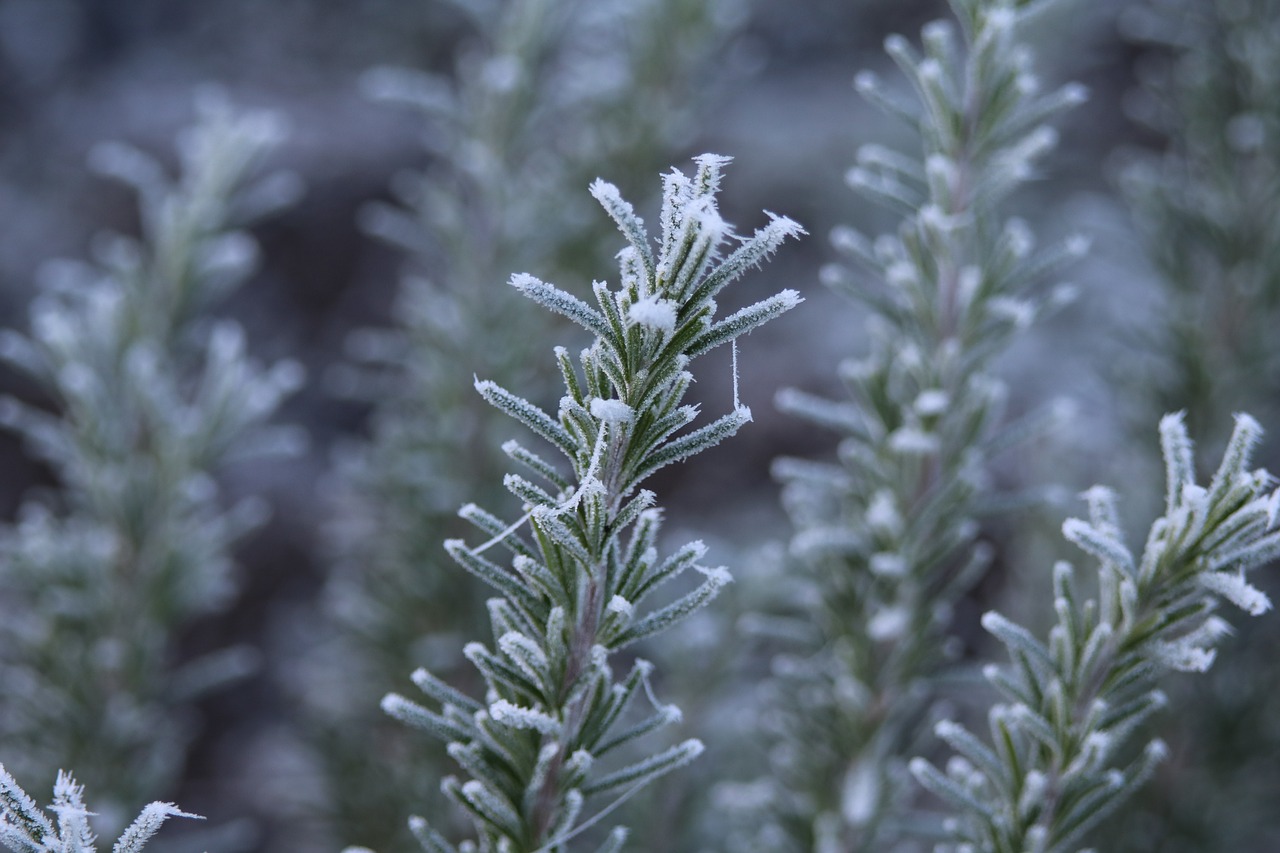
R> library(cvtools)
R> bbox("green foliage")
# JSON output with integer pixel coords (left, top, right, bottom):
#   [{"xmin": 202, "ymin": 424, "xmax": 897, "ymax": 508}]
[
  {"xmin": 913, "ymin": 413, "xmax": 1280, "ymax": 852},
  {"xmin": 4, "ymin": 3, "xmax": 1280, "ymax": 852},
  {"xmin": 313, "ymin": 1, "xmax": 748, "ymax": 847},
  {"xmin": 735, "ymin": 1, "xmax": 1085, "ymax": 848},
  {"xmin": 1115, "ymin": 1, "xmax": 1280, "ymax": 847},
  {"xmin": 381, "ymin": 154, "xmax": 800, "ymax": 851},
  {"xmin": 0, "ymin": 94, "xmax": 301, "ymax": 827}
]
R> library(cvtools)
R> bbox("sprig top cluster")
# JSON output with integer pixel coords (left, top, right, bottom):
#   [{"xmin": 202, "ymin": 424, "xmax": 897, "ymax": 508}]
[{"xmin": 381, "ymin": 155, "xmax": 801, "ymax": 853}]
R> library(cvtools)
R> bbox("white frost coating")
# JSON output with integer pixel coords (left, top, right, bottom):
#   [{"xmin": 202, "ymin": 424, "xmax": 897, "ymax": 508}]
[
  {"xmin": 934, "ymin": 719, "xmax": 962, "ymax": 740},
  {"xmin": 868, "ymin": 605, "xmax": 909, "ymax": 641},
  {"xmin": 869, "ymin": 552, "xmax": 907, "ymax": 577},
  {"xmin": 590, "ymin": 397, "xmax": 634, "ymax": 423},
  {"xmin": 113, "ymin": 801, "xmax": 204, "ymax": 853},
  {"xmin": 1180, "ymin": 483, "xmax": 1208, "ymax": 512},
  {"xmin": 565, "ymin": 749, "xmax": 594, "ymax": 774},
  {"xmin": 509, "ymin": 272, "xmax": 541, "ymax": 292},
  {"xmin": 489, "ymin": 699, "xmax": 561, "ymax": 734},
  {"xmin": 628, "ymin": 295, "xmax": 678, "ymax": 333},
  {"xmin": 988, "ymin": 296, "xmax": 1035, "ymax": 329},
  {"xmin": 866, "ymin": 490, "xmax": 903, "ymax": 535},
  {"xmin": 1021, "ymin": 769, "xmax": 1046, "ymax": 803},
  {"xmin": 926, "ymin": 153, "xmax": 957, "ymax": 187},
  {"xmin": 918, "ymin": 204, "xmax": 954, "ymax": 234},
  {"xmin": 1151, "ymin": 637, "xmax": 1217, "ymax": 673},
  {"xmin": 830, "ymin": 224, "xmax": 866, "ymax": 255},
  {"xmin": 957, "ymin": 265, "xmax": 983, "ymax": 308},
  {"xmin": 888, "ymin": 426, "xmax": 940, "ymax": 455},
  {"xmin": 1199, "ymin": 570, "xmax": 1272, "ymax": 615},
  {"xmin": 607, "ymin": 595, "xmax": 634, "ymax": 616},
  {"xmin": 1082, "ymin": 730, "xmax": 1112, "ymax": 760},
  {"xmin": 944, "ymin": 756, "xmax": 974, "ymax": 781},
  {"xmin": 986, "ymin": 5, "xmax": 1016, "ymax": 32},
  {"xmin": 845, "ymin": 166, "xmax": 872, "ymax": 191},
  {"xmin": 1186, "ymin": 615, "xmax": 1234, "ymax": 646},
  {"xmin": 200, "ymin": 231, "xmax": 258, "ymax": 278},
  {"xmin": 914, "ymin": 389, "xmax": 951, "ymax": 416},
  {"xmin": 1004, "ymin": 219, "xmax": 1034, "ymax": 258},
  {"xmin": 819, "ymin": 264, "xmax": 845, "ymax": 287},
  {"xmin": 697, "ymin": 565, "xmax": 733, "ymax": 586},
  {"xmin": 841, "ymin": 762, "xmax": 879, "ymax": 826},
  {"xmin": 1061, "ymin": 82, "xmax": 1090, "ymax": 106},
  {"xmin": 791, "ymin": 527, "xmax": 862, "ymax": 558},
  {"xmin": 885, "ymin": 261, "xmax": 916, "ymax": 287}
]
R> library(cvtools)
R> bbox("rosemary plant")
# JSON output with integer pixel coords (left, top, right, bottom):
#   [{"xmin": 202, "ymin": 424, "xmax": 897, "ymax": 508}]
[
  {"xmin": 738, "ymin": 0, "xmax": 1086, "ymax": 848},
  {"xmin": 1, "ymin": 764, "xmax": 196, "ymax": 853},
  {"xmin": 913, "ymin": 412, "xmax": 1280, "ymax": 851},
  {"xmin": 1115, "ymin": 0, "xmax": 1280, "ymax": 847},
  {"xmin": 0, "ymin": 95, "xmax": 302, "ymax": 829},
  {"xmin": 316, "ymin": 1, "xmax": 745, "ymax": 846},
  {"xmin": 379, "ymin": 154, "xmax": 801, "ymax": 851}
]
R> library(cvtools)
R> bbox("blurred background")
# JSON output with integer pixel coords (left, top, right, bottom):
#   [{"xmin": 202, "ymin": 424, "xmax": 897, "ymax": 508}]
[{"xmin": 0, "ymin": 0, "xmax": 1253, "ymax": 851}]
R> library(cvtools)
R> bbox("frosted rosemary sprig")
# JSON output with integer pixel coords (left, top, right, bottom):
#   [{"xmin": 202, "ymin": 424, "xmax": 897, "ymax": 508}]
[
  {"xmin": 0, "ymin": 95, "xmax": 302, "ymax": 823},
  {"xmin": 0, "ymin": 764, "xmax": 198, "ymax": 853},
  {"xmin": 742, "ymin": 1, "xmax": 1086, "ymax": 848},
  {"xmin": 913, "ymin": 413, "xmax": 1280, "ymax": 852},
  {"xmin": 380, "ymin": 154, "xmax": 801, "ymax": 851},
  {"xmin": 316, "ymin": 1, "xmax": 745, "ymax": 847}
]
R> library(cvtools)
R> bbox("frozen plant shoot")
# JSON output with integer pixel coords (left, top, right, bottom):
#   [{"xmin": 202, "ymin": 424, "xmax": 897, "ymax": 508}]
[{"xmin": 381, "ymin": 154, "xmax": 803, "ymax": 851}]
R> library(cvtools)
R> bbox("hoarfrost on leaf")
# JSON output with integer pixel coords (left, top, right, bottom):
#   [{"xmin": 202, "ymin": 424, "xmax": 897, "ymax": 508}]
[
  {"xmin": 627, "ymin": 295, "xmax": 678, "ymax": 333},
  {"xmin": 1198, "ymin": 570, "xmax": 1272, "ymax": 616}
]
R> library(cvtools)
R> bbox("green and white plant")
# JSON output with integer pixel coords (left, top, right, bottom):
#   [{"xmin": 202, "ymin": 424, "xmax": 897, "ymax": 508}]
[
  {"xmin": 0, "ymin": 764, "xmax": 197, "ymax": 853},
  {"xmin": 735, "ymin": 0, "xmax": 1086, "ymax": 848},
  {"xmin": 912, "ymin": 412, "xmax": 1280, "ymax": 851},
  {"xmin": 0, "ymin": 94, "xmax": 302, "ymax": 828},
  {"xmin": 314, "ymin": 0, "xmax": 747, "ymax": 846},
  {"xmin": 1113, "ymin": 0, "xmax": 1280, "ymax": 847},
  {"xmin": 378, "ymin": 153, "xmax": 801, "ymax": 851}
]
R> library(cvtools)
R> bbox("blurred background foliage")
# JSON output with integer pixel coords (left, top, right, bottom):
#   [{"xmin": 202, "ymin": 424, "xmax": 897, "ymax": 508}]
[{"xmin": 0, "ymin": 0, "xmax": 1276, "ymax": 851}]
